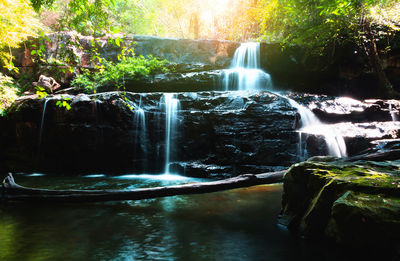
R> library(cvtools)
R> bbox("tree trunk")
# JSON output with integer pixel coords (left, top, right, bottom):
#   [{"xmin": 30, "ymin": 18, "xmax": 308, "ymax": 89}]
[
  {"xmin": 361, "ymin": 17, "xmax": 394, "ymax": 97},
  {"xmin": 0, "ymin": 171, "xmax": 286, "ymax": 203}
]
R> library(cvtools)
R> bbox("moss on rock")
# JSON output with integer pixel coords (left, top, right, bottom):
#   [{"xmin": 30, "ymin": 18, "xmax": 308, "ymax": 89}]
[{"xmin": 281, "ymin": 158, "xmax": 400, "ymax": 253}]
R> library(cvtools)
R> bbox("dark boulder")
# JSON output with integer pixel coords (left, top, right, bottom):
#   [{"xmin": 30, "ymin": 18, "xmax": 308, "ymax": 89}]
[{"xmin": 280, "ymin": 156, "xmax": 400, "ymax": 257}]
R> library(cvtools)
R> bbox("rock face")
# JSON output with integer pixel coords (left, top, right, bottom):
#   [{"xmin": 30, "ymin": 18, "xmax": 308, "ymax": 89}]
[
  {"xmin": 280, "ymin": 156, "xmax": 400, "ymax": 256},
  {"xmin": 13, "ymin": 32, "xmax": 238, "ymax": 74},
  {"xmin": 1, "ymin": 91, "xmax": 298, "ymax": 176},
  {"xmin": 131, "ymin": 35, "xmax": 239, "ymax": 68},
  {"xmin": 10, "ymin": 32, "xmax": 400, "ymax": 97},
  {"xmin": 97, "ymin": 70, "xmax": 225, "ymax": 93},
  {"xmin": 261, "ymin": 42, "xmax": 400, "ymax": 97},
  {"xmin": 2, "ymin": 91, "xmax": 400, "ymax": 176}
]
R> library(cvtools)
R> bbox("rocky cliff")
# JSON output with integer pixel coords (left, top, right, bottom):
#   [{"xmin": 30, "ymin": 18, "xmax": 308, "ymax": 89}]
[
  {"xmin": 1, "ymin": 91, "xmax": 399, "ymax": 176},
  {"xmin": 11, "ymin": 33, "xmax": 400, "ymax": 97}
]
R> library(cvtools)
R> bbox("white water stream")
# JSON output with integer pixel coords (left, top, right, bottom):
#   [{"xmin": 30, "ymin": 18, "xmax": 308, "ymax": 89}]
[
  {"xmin": 389, "ymin": 104, "xmax": 398, "ymax": 121},
  {"xmin": 222, "ymin": 43, "xmax": 272, "ymax": 91},
  {"xmin": 222, "ymin": 42, "xmax": 347, "ymax": 158},
  {"xmin": 133, "ymin": 100, "xmax": 148, "ymax": 170},
  {"xmin": 37, "ymin": 98, "xmax": 49, "ymax": 158},
  {"xmin": 287, "ymin": 98, "xmax": 347, "ymax": 158},
  {"xmin": 163, "ymin": 93, "xmax": 180, "ymax": 174}
]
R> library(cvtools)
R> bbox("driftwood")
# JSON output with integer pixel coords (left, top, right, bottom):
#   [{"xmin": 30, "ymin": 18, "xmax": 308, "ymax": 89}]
[{"xmin": 0, "ymin": 171, "xmax": 286, "ymax": 202}]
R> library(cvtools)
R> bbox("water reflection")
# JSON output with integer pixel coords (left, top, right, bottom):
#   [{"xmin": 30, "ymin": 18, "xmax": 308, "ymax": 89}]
[
  {"xmin": 113, "ymin": 173, "xmax": 191, "ymax": 182},
  {"xmin": 0, "ymin": 175, "xmax": 382, "ymax": 261}
]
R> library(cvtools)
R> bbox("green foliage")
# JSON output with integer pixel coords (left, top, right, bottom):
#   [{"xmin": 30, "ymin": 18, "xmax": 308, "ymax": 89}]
[
  {"xmin": 72, "ymin": 54, "xmax": 169, "ymax": 92},
  {"xmin": 67, "ymin": 0, "xmax": 114, "ymax": 35},
  {"xmin": 106, "ymin": 0, "xmax": 261, "ymax": 41},
  {"xmin": 257, "ymin": 0, "xmax": 400, "ymax": 52},
  {"xmin": 109, "ymin": 0, "xmax": 161, "ymax": 35},
  {"xmin": 34, "ymin": 85, "xmax": 48, "ymax": 99},
  {"xmin": 55, "ymin": 96, "xmax": 71, "ymax": 110},
  {"xmin": 55, "ymin": 0, "xmax": 115, "ymax": 36},
  {"xmin": 30, "ymin": 0, "xmax": 55, "ymax": 11},
  {"xmin": 0, "ymin": 73, "xmax": 19, "ymax": 115},
  {"xmin": 0, "ymin": 0, "xmax": 43, "ymax": 71},
  {"xmin": 36, "ymin": 0, "xmax": 116, "ymax": 35}
]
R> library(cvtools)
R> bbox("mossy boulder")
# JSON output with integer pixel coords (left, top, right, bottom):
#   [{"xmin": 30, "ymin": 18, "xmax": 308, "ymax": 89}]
[
  {"xmin": 281, "ymin": 158, "xmax": 400, "ymax": 254},
  {"xmin": 327, "ymin": 192, "xmax": 400, "ymax": 248}
]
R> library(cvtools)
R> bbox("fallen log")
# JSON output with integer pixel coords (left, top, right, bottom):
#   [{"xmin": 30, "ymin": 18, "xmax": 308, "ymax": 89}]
[
  {"xmin": 347, "ymin": 149, "xmax": 400, "ymax": 162},
  {"xmin": 0, "ymin": 171, "xmax": 286, "ymax": 202}
]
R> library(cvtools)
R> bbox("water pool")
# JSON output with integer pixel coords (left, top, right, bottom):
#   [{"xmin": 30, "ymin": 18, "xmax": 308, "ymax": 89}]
[{"xmin": 0, "ymin": 174, "xmax": 371, "ymax": 261}]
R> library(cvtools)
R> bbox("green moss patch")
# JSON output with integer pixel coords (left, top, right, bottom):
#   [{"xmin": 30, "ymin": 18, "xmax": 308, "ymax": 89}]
[{"xmin": 281, "ymin": 158, "xmax": 400, "ymax": 253}]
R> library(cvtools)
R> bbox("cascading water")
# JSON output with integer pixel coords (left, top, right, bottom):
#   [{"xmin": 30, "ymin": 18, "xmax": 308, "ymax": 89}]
[
  {"xmin": 222, "ymin": 42, "xmax": 272, "ymax": 91},
  {"xmin": 133, "ymin": 103, "xmax": 147, "ymax": 170},
  {"xmin": 287, "ymin": 98, "xmax": 347, "ymax": 158},
  {"xmin": 221, "ymin": 42, "xmax": 347, "ymax": 158},
  {"xmin": 389, "ymin": 104, "xmax": 398, "ymax": 121},
  {"xmin": 163, "ymin": 93, "xmax": 180, "ymax": 174}
]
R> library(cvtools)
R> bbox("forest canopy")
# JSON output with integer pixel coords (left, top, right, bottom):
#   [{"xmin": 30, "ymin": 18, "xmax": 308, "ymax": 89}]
[
  {"xmin": 0, "ymin": 0, "xmax": 400, "ymax": 111},
  {"xmin": 1, "ymin": 0, "xmax": 399, "ymax": 52}
]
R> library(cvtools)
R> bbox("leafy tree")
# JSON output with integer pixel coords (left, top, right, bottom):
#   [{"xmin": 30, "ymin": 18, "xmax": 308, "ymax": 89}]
[
  {"xmin": 257, "ymin": 0, "xmax": 400, "ymax": 96},
  {"xmin": 107, "ymin": 0, "xmax": 261, "ymax": 41},
  {"xmin": 109, "ymin": 0, "xmax": 161, "ymax": 35},
  {"xmin": 58, "ymin": 0, "xmax": 115, "ymax": 36},
  {"xmin": 30, "ymin": 0, "xmax": 55, "ymax": 11},
  {"xmin": 0, "ymin": 0, "xmax": 42, "ymax": 70}
]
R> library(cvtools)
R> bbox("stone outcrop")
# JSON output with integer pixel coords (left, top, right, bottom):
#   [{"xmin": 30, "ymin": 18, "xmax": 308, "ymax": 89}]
[
  {"xmin": 280, "ymin": 155, "xmax": 400, "ymax": 257},
  {"xmin": 262, "ymin": 42, "xmax": 400, "ymax": 98},
  {"xmin": 12, "ymin": 32, "xmax": 238, "ymax": 74},
  {"xmin": 10, "ymin": 32, "xmax": 400, "ymax": 97},
  {"xmin": 1, "ymin": 91, "xmax": 399, "ymax": 176},
  {"xmin": 97, "ymin": 70, "xmax": 225, "ymax": 93},
  {"xmin": 1, "ymin": 91, "xmax": 298, "ymax": 175}
]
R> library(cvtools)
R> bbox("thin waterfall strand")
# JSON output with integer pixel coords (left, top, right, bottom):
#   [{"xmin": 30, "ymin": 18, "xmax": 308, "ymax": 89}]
[
  {"xmin": 133, "ymin": 105, "xmax": 147, "ymax": 171},
  {"xmin": 389, "ymin": 104, "xmax": 398, "ymax": 121},
  {"xmin": 38, "ymin": 98, "xmax": 49, "ymax": 155},
  {"xmin": 163, "ymin": 93, "xmax": 180, "ymax": 174}
]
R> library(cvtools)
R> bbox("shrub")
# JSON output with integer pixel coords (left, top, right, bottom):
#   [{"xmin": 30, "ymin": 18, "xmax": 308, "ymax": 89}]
[
  {"xmin": 0, "ymin": 73, "xmax": 19, "ymax": 115},
  {"xmin": 72, "ymin": 55, "xmax": 170, "ymax": 93}
]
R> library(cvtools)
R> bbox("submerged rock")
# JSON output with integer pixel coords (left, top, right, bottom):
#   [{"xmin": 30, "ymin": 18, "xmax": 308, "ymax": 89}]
[{"xmin": 280, "ymin": 157, "xmax": 400, "ymax": 256}]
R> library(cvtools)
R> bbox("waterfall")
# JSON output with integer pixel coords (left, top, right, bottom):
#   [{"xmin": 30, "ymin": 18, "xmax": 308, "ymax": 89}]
[
  {"xmin": 287, "ymin": 98, "xmax": 347, "ymax": 158},
  {"xmin": 222, "ymin": 42, "xmax": 272, "ymax": 91},
  {"xmin": 163, "ymin": 93, "xmax": 180, "ymax": 174},
  {"xmin": 38, "ymin": 98, "xmax": 49, "ymax": 156},
  {"xmin": 221, "ymin": 42, "xmax": 347, "ymax": 158},
  {"xmin": 389, "ymin": 104, "xmax": 398, "ymax": 121},
  {"xmin": 133, "ymin": 105, "xmax": 147, "ymax": 171},
  {"xmin": 232, "ymin": 42, "xmax": 260, "ymax": 68}
]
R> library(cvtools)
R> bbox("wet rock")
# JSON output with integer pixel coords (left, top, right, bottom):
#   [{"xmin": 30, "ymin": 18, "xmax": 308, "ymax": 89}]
[
  {"xmin": 97, "ymin": 70, "xmax": 225, "ymax": 93},
  {"xmin": 327, "ymin": 191, "xmax": 400, "ymax": 249},
  {"xmin": 1, "ymin": 91, "xmax": 300, "ymax": 175},
  {"xmin": 280, "ymin": 157, "xmax": 400, "ymax": 256},
  {"xmin": 32, "ymin": 75, "xmax": 61, "ymax": 94},
  {"xmin": 2, "ymin": 91, "xmax": 400, "ymax": 176},
  {"xmin": 288, "ymin": 94, "xmax": 400, "ymax": 123}
]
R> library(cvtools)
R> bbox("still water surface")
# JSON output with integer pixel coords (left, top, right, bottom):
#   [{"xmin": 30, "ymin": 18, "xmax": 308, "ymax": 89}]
[{"xmin": 0, "ymin": 174, "xmax": 369, "ymax": 261}]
